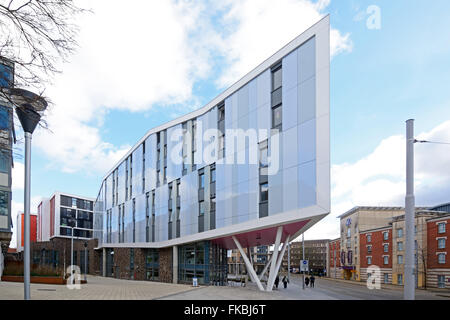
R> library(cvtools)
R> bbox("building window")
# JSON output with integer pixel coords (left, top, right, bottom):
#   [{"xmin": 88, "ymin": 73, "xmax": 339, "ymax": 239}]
[
  {"xmin": 397, "ymin": 242, "xmax": 403, "ymax": 251},
  {"xmin": 347, "ymin": 228, "xmax": 351, "ymax": 238},
  {"xmin": 397, "ymin": 274, "xmax": 403, "ymax": 285},
  {"xmin": 438, "ymin": 275, "xmax": 446, "ymax": 289},
  {"xmin": 367, "ymin": 245, "xmax": 372, "ymax": 253},
  {"xmin": 438, "ymin": 223, "xmax": 446, "ymax": 234},
  {"xmin": 142, "ymin": 142, "xmax": 146, "ymax": 193},
  {"xmin": 0, "ymin": 190, "xmax": 9, "ymax": 216},
  {"xmin": 217, "ymin": 103, "xmax": 225, "ymax": 159},
  {"xmin": 438, "ymin": 253, "xmax": 446, "ymax": 264},
  {"xmin": 192, "ymin": 119, "xmax": 197, "ymax": 171},
  {"xmin": 383, "ymin": 232, "xmax": 389, "ymax": 241},
  {"xmin": 0, "ymin": 106, "xmax": 10, "ymax": 130},
  {"xmin": 367, "ymin": 257, "xmax": 372, "ymax": 265},
  {"xmin": 397, "ymin": 228, "xmax": 403, "ymax": 238},
  {"xmin": 199, "ymin": 172, "xmax": 205, "ymax": 189},
  {"xmin": 397, "ymin": 255, "xmax": 403, "ymax": 265},
  {"xmin": 151, "ymin": 190, "xmax": 156, "ymax": 242},
  {"xmin": 438, "ymin": 238, "xmax": 446, "ymax": 249},
  {"xmin": 272, "ymin": 104, "xmax": 282, "ymax": 130},
  {"xmin": 367, "ymin": 235, "xmax": 372, "ymax": 243},
  {"xmin": 271, "ymin": 63, "xmax": 282, "ymax": 131},
  {"xmin": 145, "ymin": 249, "xmax": 159, "ymax": 281},
  {"xmin": 146, "ymin": 192, "xmax": 150, "ymax": 242},
  {"xmin": 384, "ymin": 256, "xmax": 389, "ymax": 265},
  {"xmin": 0, "ymin": 63, "xmax": 14, "ymax": 88},
  {"xmin": 384, "ymin": 273, "xmax": 389, "ymax": 284},
  {"xmin": 0, "ymin": 150, "xmax": 10, "ymax": 173},
  {"xmin": 260, "ymin": 183, "xmax": 268, "ymax": 203}
]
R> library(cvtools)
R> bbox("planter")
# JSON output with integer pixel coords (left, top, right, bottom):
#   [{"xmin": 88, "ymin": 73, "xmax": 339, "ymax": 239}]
[{"xmin": 1, "ymin": 275, "xmax": 87, "ymax": 285}]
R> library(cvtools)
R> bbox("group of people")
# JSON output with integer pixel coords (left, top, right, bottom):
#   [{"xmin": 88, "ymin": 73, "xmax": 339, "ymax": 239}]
[
  {"xmin": 272, "ymin": 274, "xmax": 316, "ymax": 290},
  {"xmin": 274, "ymin": 275, "xmax": 290, "ymax": 289},
  {"xmin": 304, "ymin": 275, "xmax": 315, "ymax": 288}
]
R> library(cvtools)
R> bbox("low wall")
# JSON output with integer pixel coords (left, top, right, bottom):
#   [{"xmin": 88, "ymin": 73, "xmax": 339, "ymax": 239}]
[{"xmin": 1, "ymin": 275, "xmax": 87, "ymax": 285}]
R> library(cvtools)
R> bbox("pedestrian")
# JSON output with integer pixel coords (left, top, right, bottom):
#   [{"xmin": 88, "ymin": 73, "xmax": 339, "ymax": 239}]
[
  {"xmin": 310, "ymin": 275, "xmax": 315, "ymax": 288},
  {"xmin": 282, "ymin": 276, "xmax": 289, "ymax": 289},
  {"xmin": 304, "ymin": 276, "xmax": 309, "ymax": 287},
  {"xmin": 274, "ymin": 275, "xmax": 280, "ymax": 289}
]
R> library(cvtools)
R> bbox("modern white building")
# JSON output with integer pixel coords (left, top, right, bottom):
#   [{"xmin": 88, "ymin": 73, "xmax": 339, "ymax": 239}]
[
  {"xmin": 37, "ymin": 192, "xmax": 95, "ymax": 242},
  {"xmin": 94, "ymin": 16, "xmax": 330, "ymax": 291}
]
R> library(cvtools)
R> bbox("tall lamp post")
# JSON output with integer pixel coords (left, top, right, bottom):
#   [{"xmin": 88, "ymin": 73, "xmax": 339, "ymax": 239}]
[
  {"xmin": 10, "ymin": 89, "xmax": 47, "ymax": 301},
  {"xmin": 84, "ymin": 241, "xmax": 88, "ymax": 282},
  {"xmin": 405, "ymin": 119, "xmax": 415, "ymax": 300}
]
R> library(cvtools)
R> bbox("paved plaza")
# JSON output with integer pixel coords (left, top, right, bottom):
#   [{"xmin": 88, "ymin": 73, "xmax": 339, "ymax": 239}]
[{"xmin": 1, "ymin": 275, "xmax": 449, "ymax": 300}]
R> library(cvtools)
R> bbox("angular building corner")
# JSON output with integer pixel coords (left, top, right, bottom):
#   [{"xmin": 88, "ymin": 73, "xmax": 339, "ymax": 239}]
[{"xmin": 92, "ymin": 16, "xmax": 330, "ymax": 290}]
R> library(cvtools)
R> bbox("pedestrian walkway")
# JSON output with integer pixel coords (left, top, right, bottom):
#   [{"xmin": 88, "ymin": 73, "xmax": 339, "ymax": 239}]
[
  {"xmin": 159, "ymin": 278, "xmax": 336, "ymax": 300},
  {"xmin": 0, "ymin": 275, "xmax": 199, "ymax": 300}
]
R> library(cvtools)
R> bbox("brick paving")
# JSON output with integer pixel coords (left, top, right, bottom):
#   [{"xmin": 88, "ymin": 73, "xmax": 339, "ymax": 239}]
[{"xmin": 0, "ymin": 275, "xmax": 199, "ymax": 300}]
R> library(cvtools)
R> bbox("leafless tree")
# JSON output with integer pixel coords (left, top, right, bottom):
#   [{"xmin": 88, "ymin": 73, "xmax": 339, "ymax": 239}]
[
  {"xmin": 0, "ymin": 0, "xmax": 88, "ymax": 122},
  {"xmin": 0, "ymin": 0, "xmax": 88, "ymax": 160}
]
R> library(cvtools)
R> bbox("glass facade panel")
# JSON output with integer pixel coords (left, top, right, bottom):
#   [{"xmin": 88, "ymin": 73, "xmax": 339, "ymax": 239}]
[{"xmin": 178, "ymin": 241, "xmax": 227, "ymax": 286}]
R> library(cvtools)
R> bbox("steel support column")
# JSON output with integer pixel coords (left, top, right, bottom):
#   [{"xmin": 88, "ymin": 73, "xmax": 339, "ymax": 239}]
[
  {"xmin": 266, "ymin": 226, "xmax": 283, "ymax": 292},
  {"xmin": 232, "ymin": 236, "xmax": 265, "ymax": 291}
]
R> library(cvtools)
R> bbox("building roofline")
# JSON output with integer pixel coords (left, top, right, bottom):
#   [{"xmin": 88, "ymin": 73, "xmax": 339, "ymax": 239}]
[
  {"xmin": 337, "ymin": 206, "xmax": 404, "ymax": 219},
  {"xmin": 337, "ymin": 206, "xmax": 430, "ymax": 219},
  {"xmin": 426, "ymin": 214, "xmax": 450, "ymax": 222},
  {"xmin": 101, "ymin": 14, "xmax": 331, "ymax": 181},
  {"xmin": 360, "ymin": 226, "xmax": 393, "ymax": 234},
  {"xmin": 49, "ymin": 191, "xmax": 96, "ymax": 202},
  {"xmin": 430, "ymin": 202, "xmax": 450, "ymax": 210}
]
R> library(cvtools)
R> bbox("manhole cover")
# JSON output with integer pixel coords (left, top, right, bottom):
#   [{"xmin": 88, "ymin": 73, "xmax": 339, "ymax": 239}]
[{"xmin": 37, "ymin": 289, "xmax": 57, "ymax": 291}]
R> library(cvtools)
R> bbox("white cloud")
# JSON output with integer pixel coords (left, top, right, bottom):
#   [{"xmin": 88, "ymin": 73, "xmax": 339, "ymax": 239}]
[
  {"xmin": 305, "ymin": 120, "xmax": 450, "ymax": 240},
  {"xmin": 12, "ymin": 162, "xmax": 24, "ymax": 190},
  {"xmin": 29, "ymin": 0, "xmax": 352, "ymax": 174},
  {"xmin": 215, "ymin": 0, "xmax": 352, "ymax": 87}
]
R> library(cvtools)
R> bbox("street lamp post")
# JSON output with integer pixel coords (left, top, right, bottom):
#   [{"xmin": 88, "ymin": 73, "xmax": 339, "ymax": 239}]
[
  {"xmin": 84, "ymin": 241, "xmax": 88, "ymax": 282},
  {"xmin": 287, "ymin": 242, "xmax": 290, "ymax": 282},
  {"xmin": 302, "ymin": 233, "xmax": 305, "ymax": 290},
  {"xmin": 10, "ymin": 89, "xmax": 47, "ymax": 301},
  {"xmin": 405, "ymin": 119, "xmax": 416, "ymax": 300}
]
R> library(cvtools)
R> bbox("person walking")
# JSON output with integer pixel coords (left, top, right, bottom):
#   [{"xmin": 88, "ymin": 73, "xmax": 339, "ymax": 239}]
[
  {"xmin": 304, "ymin": 276, "xmax": 310, "ymax": 287},
  {"xmin": 282, "ymin": 276, "xmax": 289, "ymax": 289},
  {"xmin": 310, "ymin": 275, "xmax": 315, "ymax": 288},
  {"xmin": 274, "ymin": 275, "xmax": 280, "ymax": 289}
]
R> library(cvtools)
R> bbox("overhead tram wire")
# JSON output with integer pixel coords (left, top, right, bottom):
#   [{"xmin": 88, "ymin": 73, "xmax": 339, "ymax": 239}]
[{"xmin": 414, "ymin": 139, "xmax": 450, "ymax": 145}]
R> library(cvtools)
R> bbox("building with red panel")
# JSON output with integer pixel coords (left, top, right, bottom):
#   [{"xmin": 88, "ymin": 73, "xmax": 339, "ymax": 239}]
[
  {"xmin": 37, "ymin": 192, "xmax": 95, "ymax": 242},
  {"xmin": 426, "ymin": 214, "xmax": 450, "ymax": 289},
  {"xmin": 16, "ymin": 212, "xmax": 37, "ymax": 252}
]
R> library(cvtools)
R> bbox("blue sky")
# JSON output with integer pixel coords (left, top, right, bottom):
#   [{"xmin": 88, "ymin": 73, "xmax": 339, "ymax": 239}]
[{"xmin": 10, "ymin": 0, "xmax": 450, "ymax": 246}]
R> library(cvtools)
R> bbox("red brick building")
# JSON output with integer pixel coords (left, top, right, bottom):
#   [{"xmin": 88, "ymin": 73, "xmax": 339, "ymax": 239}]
[
  {"xmin": 360, "ymin": 226, "xmax": 392, "ymax": 284},
  {"xmin": 328, "ymin": 238, "xmax": 341, "ymax": 278},
  {"xmin": 427, "ymin": 215, "xmax": 450, "ymax": 288}
]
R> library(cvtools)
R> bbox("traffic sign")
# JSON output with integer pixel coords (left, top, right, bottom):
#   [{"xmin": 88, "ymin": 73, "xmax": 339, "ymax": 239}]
[{"xmin": 300, "ymin": 260, "xmax": 309, "ymax": 272}]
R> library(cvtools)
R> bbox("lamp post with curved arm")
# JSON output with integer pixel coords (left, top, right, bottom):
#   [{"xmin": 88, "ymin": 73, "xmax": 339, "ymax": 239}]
[{"xmin": 9, "ymin": 88, "xmax": 47, "ymax": 300}]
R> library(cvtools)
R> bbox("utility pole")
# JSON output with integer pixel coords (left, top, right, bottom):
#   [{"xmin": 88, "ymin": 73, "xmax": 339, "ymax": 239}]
[
  {"xmin": 405, "ymin": 119, "xmax": 415, "ymax": 300},
  {"xmin": 287, "ymin": 242, "xmax": 290, "ymax": 282},
  {"xmin": 302, "ymin": 233, "xmax": 305, "ymax": 290},
  {"xmin": 71, "ymin": 227, "xmax": 74, "ymax": 285}
]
